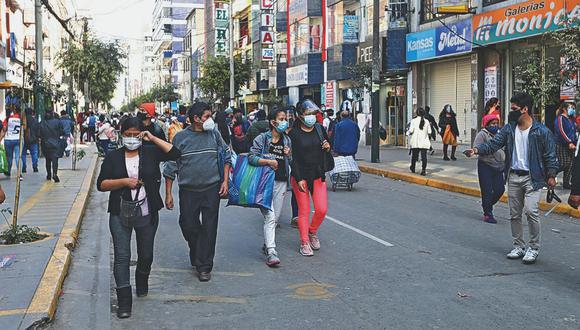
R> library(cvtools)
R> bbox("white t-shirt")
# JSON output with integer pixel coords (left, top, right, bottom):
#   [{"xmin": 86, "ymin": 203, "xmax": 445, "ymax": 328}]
[
  {"xmin": 97, "ymin": 123, "xmax": 111, "ymax": 140},
  {"xmin": 125, "ymin": 155, "xmax": 149, "ymax": 216},
  {"xmin": 4, "ymin": 115, "xmax": 21, "ymax": 141},
  {"xmin": 512, "ymin": 126, "xmax": 530, "ymax": 171}
]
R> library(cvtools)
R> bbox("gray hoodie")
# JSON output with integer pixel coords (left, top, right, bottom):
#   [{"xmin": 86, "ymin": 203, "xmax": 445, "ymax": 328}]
[
  {"xmin": 163, "ymin": 128, "xmax": 232, "ymax": 192},
  {"xmin": 473, "ymin": 128, "xmax": 505, "ymax": 171}
]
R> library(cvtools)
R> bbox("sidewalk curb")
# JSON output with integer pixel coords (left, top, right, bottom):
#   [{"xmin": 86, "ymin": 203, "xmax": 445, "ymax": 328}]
[
  {"xmin": 20, "ymin": 154, "xmax": 99, "ymax": 329},
  {"xmin": 359, "ymin": 164, "xmax": 580, "ymax": 218}
]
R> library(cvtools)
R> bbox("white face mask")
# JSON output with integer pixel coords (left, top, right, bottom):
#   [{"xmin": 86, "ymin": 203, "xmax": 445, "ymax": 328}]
[
  {"xmin": 123, "ymin": 136, "xmax": 142, "ymax": 150},
  {"xmin": 202, "ymin": 117, "xmax": 216, "ymax": 131}
]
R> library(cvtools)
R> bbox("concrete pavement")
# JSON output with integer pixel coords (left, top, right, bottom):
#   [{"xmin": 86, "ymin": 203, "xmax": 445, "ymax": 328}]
[
  {"xmin": 0, "ymin": 145, "xmax": 97, "ymax": 329},
  {"xmin": 51, "ymin": 172, "xmax": 580, "ymax": 329},
  {"xmin": 356, "ymin": 145, "xmax": 580, "ymax": 217}
]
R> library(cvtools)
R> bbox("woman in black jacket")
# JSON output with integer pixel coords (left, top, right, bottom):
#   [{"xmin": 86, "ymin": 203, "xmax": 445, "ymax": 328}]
[
  {"xmin": 39, "ymin": 111, "xmax": 65, "ymax": 182},
  {"xmin": 438, "ymin": 104, "xmax": 460, "ymax": 161},
  {"xmin": 97, "ymin": 117, "xmax": 180, "ymax": 318}
]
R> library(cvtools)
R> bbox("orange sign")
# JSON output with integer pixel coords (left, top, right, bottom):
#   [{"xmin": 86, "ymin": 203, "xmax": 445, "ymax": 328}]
[{"xmin": 473, "ymin": 0, "xmax": 580, "ymax": 46}]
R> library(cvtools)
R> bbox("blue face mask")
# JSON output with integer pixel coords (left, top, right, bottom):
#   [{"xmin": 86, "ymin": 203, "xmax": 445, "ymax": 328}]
[
  {"xmin": 276, "ymin": 120, "xmax": 289, "ymax": 133},
  {"xmin": 487, "ymin": 126, "xmax": 499, "ymax": 134},
  {"xmin": 568, "ymin": 107, "xmax": 576, "ymax": 117},
  {"xmin": 303, "ymin": 115, "xmax": 317, "ymax": 127}
]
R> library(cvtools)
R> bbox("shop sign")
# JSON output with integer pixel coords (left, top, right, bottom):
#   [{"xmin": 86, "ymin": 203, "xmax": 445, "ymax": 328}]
[
  {"xmin": 406, "ymin": 19, "xmax": 472, "ymax": 62},
  {"xmin": 262, "ymin": 48, "xmax": 274, "ymax": 61},
  {"xmin": 484, "ymin": 66, "xmax": 498, "ymax": 105},
  {"xmin": 343, "ymin": 15, "xmax": 359, "ymax": 43},
  {"xmin": 286, "ymin": 64, "xmax": 308, "ymax": 87},
  {"xmin": 289, "ymin": 0, "xmax": 308, "ymax": 23},
  {"xmin": 473, "ymin": 0, "xmax": 580, "ymax": 46},
  {"xmin": 261, "ymin": 31, "xmax": 275, "ymax": 44},
  {"xmin": 261, "ymin": 0, "xmax": 274, "ymax": 10},
  {"xmin": 325, "ymin": 81, "xmax": 335, "ymax": 110},
  {"xmin": 261, "ymin": 13, "xmax": 274, "ymax": 27},
  {"xmin": 215, "ymin": 6, "xmax": 229, "ymax": 56},
  {"xmin": 434, "ymin": 0, "xmax": 469, "ymax": 14}
]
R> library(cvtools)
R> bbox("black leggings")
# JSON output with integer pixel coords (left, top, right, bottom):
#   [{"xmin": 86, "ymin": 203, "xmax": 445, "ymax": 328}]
[
  {"xmin": 411, "ymin": 149, "xmax": 428, "ymax": 171},
  {"xmin": 45, "ymin": 156, "xmax": 59, "ymax": 177}
]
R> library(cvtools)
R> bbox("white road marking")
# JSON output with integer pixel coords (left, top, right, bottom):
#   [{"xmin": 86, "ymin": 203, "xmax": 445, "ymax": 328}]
[{"xmin": 325, "ymin": 215, "xmax": 394, "ymax": 247}]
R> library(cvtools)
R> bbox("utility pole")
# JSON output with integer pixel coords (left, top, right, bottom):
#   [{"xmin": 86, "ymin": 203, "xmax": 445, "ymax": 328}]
[
  {"xmin": 82, "ymin": 18, "xmax": 90, "ymax": 113},
  {"xmin": 34, "ymin": 0, "xmax": 44, "ymax": 118},
  {"xmin": 371, "ymin": 0, "xmax": 380, "ymax": 163},
  {"xmin": 229, "ymin": 2, "xmax": 235, "ymax": 107}
]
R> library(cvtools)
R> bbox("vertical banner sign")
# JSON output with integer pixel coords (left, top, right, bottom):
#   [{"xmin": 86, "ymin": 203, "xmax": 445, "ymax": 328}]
[
  {"xmin": 261, "ymin": 1, "xmax": 275, "ymax": 62},
  {"xmin": 484, "ymin": 66, "xmax": 497, "ymax": 105},
  {"xmin": 261, "ymin": 0, "xmax": 274, "ymax": 10},
  {"xmin": 343, "ymin": 16, "xmax": 360, "ymax": 43},
  {"xmin": 325, "ymin": 81, "xmax": 335, "ymax": 110},
  {"xmin": 261, "ymin": 13, "xmax": 274, "ymax": 27},
  {"xmin": 215, "ymin": 6, "xmax": 229, "ymax": 56}
]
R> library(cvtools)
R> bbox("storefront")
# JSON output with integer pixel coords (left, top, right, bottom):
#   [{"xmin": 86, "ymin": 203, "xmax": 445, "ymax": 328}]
[
  {"xmin": 472, "ymin": 0, "xmax": 580, "ymax": 130},
  {"xmin": 407, "ymin": 18, "xmax": 474, "ymax": 144}
]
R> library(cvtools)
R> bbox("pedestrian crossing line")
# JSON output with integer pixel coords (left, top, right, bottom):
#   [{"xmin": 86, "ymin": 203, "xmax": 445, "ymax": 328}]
[
  {"xmin": 146, "ymin": 294, "xmax": 247, "ymax": 304},
  {"xmin": 325, "ymin": 215, "xmax": 394, "ymax": 247},
  {"xmin": 153, "ymin": 267, "xmax": 254, "ymax": 277}
]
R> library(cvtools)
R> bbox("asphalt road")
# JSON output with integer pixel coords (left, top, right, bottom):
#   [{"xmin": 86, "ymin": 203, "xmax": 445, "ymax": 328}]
[{"xmin": 50, "ymin": 172, "xmax": 580, "ymax": 329}]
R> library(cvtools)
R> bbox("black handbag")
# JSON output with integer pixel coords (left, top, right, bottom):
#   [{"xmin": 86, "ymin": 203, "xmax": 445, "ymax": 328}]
[
  {"xmin": 119, "ymin": 151, "xmax": 151, "ymax": 228},
  {"xmin": 314, "ymin": 124, "xmax": 335, "ymax": 173}
]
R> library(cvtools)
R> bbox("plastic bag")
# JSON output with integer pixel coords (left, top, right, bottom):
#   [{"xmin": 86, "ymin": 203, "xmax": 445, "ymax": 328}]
[
  {"xmin": 0, "ymin": 145, "xmax": 8, "ymax": 174},
  {"xmin": 228, "ymin": 154, "xmax": 275, "ymax": 210}
]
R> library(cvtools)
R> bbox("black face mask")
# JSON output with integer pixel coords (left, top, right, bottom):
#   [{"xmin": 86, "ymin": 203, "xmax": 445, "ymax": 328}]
[
  {"xmin": 137, "ymin": 112, "xmax": 147, "ymax": 121},
  {"xmin": 508, "ymin": 109, "xmax": 522, "ymax": 124}
]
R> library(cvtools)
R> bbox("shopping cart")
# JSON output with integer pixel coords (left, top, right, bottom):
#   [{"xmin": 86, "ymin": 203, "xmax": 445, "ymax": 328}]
[{"xmin": 328, "ymin": 156, "xmax": 361, "ymax": 191}]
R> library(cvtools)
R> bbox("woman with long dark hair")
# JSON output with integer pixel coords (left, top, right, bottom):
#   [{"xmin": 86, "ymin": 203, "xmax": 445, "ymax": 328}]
[
  {"xmin": 97, "ymin": 117, "xmax": 180, "ymax": 318},
  {"xmin": 289, "ymin": 99, "xmax": 331, "ymax": 256},
  {"xmin": 248, "ymin": 109, "xmax": 291, "ymax": 266},
  {"xmin": 554, "ymin": 101, "xmax": 577, "ymax": 189},
  {"xmin": 438, "ymin": 104, "xmax": 460, "ymax": 161},
  {"xmin": 408, "ymin": 108, "xmax": 432, "ymax": 176}
]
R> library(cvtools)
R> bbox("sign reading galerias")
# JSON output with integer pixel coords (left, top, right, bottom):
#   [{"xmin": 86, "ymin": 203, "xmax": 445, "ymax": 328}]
[{"xmin": 473, "ymin": 0, "xmax": 580, "ymax": 46}]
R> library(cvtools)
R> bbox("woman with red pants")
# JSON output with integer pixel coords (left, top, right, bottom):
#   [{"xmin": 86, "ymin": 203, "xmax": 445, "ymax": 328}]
[{"xmin": 289, "ymin": 99, "xmax": 331, "ymax": 256}]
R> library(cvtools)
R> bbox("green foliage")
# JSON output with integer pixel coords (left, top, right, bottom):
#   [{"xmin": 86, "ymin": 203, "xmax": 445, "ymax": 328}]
[
  {"xmin": 57, "ymin": 35, "xmax": 126, "ymax": 108},
  {"xmin": 76, "ymin": 149, "xmax": 86, "ymax": 161},
  {"xmin": 345, "ymin": 62, "xmax": 372, "ymax": 95},
  {"xmin": 0, "ymin": 208, "xmax": 47, "ymax": 245},
  {"xmin": 124, "ymin": 84, "xmax": 179, "ymax": 112},
  {"xmin": 28, "ymin": 72, "xmax": 67, "ymax": 105},
  {"xmin": 262, "ymin": 88, "xmax": 285, "ymax": 110},
  {"xmin": 196, "ymin": 56, "xmax": 252, "ymax": 104},
  {"xmin": 551, "ymin": 17, "xmax": 580, "ymax": 100},
  {"xmin": 513, "ymin": 48, "xmax": 560, "ymax": 113}
]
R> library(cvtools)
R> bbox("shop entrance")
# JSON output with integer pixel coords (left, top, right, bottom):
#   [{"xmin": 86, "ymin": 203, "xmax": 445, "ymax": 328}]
[{"xmin": 384, "ymin": 87, "xmax": 406, "ymax": 146}]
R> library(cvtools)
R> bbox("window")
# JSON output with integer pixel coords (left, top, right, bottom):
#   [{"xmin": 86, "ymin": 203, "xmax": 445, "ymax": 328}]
[{"xmin": 420, "ymin": 0, "xmax": 444, "ymax": 23}]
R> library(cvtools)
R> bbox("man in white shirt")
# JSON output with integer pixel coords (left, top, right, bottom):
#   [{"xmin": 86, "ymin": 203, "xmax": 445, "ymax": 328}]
[{"xmin": 467, "ymin": 93, "xmax": 558, "ymax": 264}]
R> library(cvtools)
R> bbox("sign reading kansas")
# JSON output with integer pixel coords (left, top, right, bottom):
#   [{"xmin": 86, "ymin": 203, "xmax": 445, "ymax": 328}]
[{"xmin": 406, "ymin": 19, "xmax": 473, "ymax": 63}]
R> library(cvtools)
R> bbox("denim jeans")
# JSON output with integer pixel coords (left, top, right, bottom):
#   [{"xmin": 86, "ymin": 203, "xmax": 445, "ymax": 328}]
[
  {"xmin": 109, "ymin": 213, "xmax": 159, "ymax": 289},
  {"xmin": 4, "ymin": 139, "xmax": 20, "ymax": 175},
  {"xmin": 477, "ymin": 161, "xmax": 505, "ymax": 216},
  {"xmin": 291, "ymin": 190, "xmax": 298, "ymax": 219},
  {"xmin": 99, "ymin": 139, "xmax": 110, "ymax": 156},
  {"xmin": 22, "ymin": 143, "xmax": 39, "ymax": 171}
]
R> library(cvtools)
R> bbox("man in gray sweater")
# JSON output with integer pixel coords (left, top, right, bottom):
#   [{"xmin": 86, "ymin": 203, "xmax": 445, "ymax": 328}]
[{"xmin": 164, "ymin": 102, "xmax": 231, "ymax": 282}]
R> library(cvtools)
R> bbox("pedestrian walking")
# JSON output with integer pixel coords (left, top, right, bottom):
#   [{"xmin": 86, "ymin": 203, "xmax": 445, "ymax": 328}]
[
  {"xmin": 137, "ymin": 104, "xmax": 166, "ymax": 142},
  {"xmin": 60, "ymin": 110, "xmax": 75, "ymax": 157},
  {"xmin": 85, "ymin": 111, "xmax": 97, "ymax": 143},
  {"xmin": 230, "ymin": 110, "xmax": 251, "ymax": 154},
  {"xmin": 332, "ymin": 110, "xmax": 361, "ymax": 157},
  {"xmin": 553, "ymin": 102, "xmax": 576, "ymax": 189},
  {"xmin": 408, "ymin": 108, "xmax": 432, "ymax": 176},
  {"xmin": 424, "ymin": 106, "xmax": 438, "ymax": 155},
  {"xmin": 22, "ymin": 108, "xmax": 40, "ymax": 173},
  {"xmin": 467, "ymin": 92, "xmax": 559, "ymax": 264},
  {"xmin": 97, "ymin": 115, "xmax": 114, "ymax": 156},
  {"xmin": 76, "ymin": 111, "xmax": 86, "ymax": 144},
  {"xmin": 97, "ymin": 117, "xmax": 180, "ymax": 318},
  {"xmin": 248, "ymin": 109, "xmax": 291, "ymax": 267},
  {"xmin": 568, "ymin": 138, "xmax": 580, "ymax": 208},
  {"xmin": 163, "ymin": 102, "xmax": 231, "ymax": 282},
  {"xmin": 474, "ymin": 114, "xmax": 505, "ymax": 224},
  {"xmin": 289, "ymin": 99, "xmax": 330, "ymax": 257},
  {"xmin": 0, "ymin": 107, "xmax": 22, "ymax": 177},
  {"xmin": 39, "ymin": 112, "xmax": 65, "ymax": 183},
  {"xmin": 246, "ymin": 109, "xmax": 270, "ymax": 145},
  {"xmin": 438, "ymin": 105, "xmax": 459, "ymax": 161}
]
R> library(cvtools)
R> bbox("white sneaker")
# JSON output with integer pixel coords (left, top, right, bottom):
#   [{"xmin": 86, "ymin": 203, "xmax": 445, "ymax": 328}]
[
  {"xmin": 507, "ymin": 247, "xmax": 525, "ymax": 259},
  {"xmin": 522, "ymin": 248, "xmax": 539, "ymax": 264}
]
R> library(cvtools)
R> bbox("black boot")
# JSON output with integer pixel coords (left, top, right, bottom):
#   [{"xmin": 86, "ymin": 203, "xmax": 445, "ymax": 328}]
[
  {"xmin": 116, "ymin": 286, "xmax": 132, "ymax": 318},
  {"xmin": 135, "ymin": 270, "xmax": 149, "ymax": 297},
  {"xmin": 443, "ymin": 145, "xmax": 450, "ymax": 161}
]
